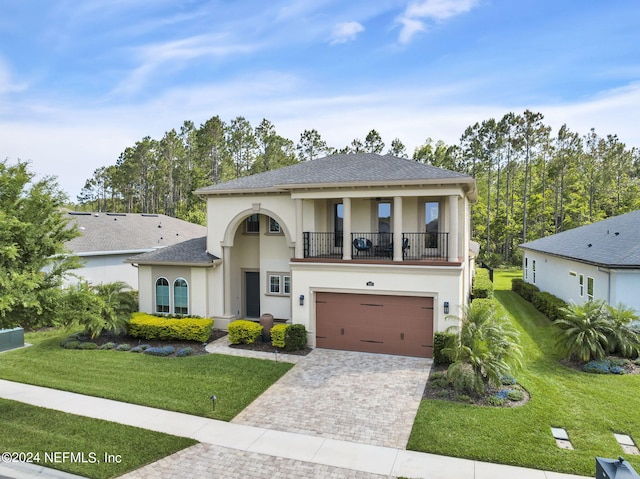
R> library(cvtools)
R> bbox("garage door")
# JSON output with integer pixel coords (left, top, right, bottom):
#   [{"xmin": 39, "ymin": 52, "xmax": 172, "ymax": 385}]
[{"xmin": 315, "ymin": 292, "xmax": 434, "ymax": 358}]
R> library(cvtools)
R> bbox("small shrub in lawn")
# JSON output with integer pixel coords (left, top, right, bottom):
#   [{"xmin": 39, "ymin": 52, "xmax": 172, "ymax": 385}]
[
  {"xmin": 116, "ymin": 344, "xmax": 131, "ymax": 351},
  {"xmin": 609, "ymin": 358, "xmax": 630, "ymax": 368},
  {"xmin": 582, "ymin": 360, "xmax": 611, "ymax": 374},
  {"xmin": 495, "ymin": 389, "xmax": 511, "ymax": 399},
  {"xmin": 500, "ymin": 374, "xmax": 517, "ymax": 385},
  {"xmin": 430, "ymin": 371, "xmax": 446, "ymax": 381},
  {"xmin": 78, "ymin": 342, "xmax": 98, "ymax": 350},
  {"xmin": 228, "ymin": 320, "xmax": 263, "ymax": 345},
  {"xmin": 144, "ymin": 346, "xmax": 175, "ymax": 357},
  {"xmin": 99, "ymin": 342, "xmax": 115, "ymax": 350},
  {"xmin": 457, "ymin": 394, "xmax": 473, "ymax": 403},
  {"xmin": 130, "ymin": 345, "xmax": 150, "ymax": 353},
  {"xmin": 610, "ymin": 365, "xmax": 625, "ymax": 374},
  {"xmin": 176, "ymin": 347, "xmax": 194, "ymax": 357},
  {"xmin": 270, "ymin": 324, "xmax": 288, "ymax": 348},
  {"xmin": 507, "ymin": 390, "xmax": 524, "ymax": 401},
  {"xmin": 435, "ymin": 390, "xmax": 450, "ymax": 398},
  {"xmin": 430, "ymin": 378, "xmax": 450, "ymax": 389},
  {"xmin": 62, "ymin": 340, "xmax": 81, "ymax": 350},
  {"xmin": 284, "ymin": 324, "xmax": 307, "ymax": 351},
  {"xmin": 60, "ymin": 333, "xmax": 82, "ymax": 347},
  {"xmin": 487, "ymin": 395, "xmax": 505, "ymax": 406},
  {"xmin": 433, "ymin": 332, "xmax": 456, "ymax": 366}
]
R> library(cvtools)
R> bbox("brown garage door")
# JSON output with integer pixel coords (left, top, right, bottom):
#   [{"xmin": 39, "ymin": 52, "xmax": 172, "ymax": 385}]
[{"xmin": 315, "ymin": 292, "xmax": 434, "ymax": 358}]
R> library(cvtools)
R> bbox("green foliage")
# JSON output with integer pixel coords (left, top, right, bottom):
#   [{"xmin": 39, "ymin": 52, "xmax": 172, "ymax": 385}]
[
  {"xmin": 444, "ymin": 299, "xmax": 522, "ymax": 395},
  {"xmin": 128, "ymin": 313, "xmax": 213, "ymax": 343},
  {"xmin": 99, "ymin": 342, "xmax": 115, "ymax": 350},
  {"xmin": 507, "ymin": 389, "xmax": 524, "ymax": 401},
  {"xmin": 62, "ymin": 340, "xmax": 80, "ymax": 350},
  {"xmin": 430, "ymin": 371, "xmax": 446, "ymax": 380},
  {"xmin": 486, "ymin": 395, "xmax": 505, "ymax": 406},
  {"xmin": 531, "ymin": 291, "xmax": 568, "ymax": 322},
  {"xmin": 0, "ymin": 160, "xmax": 81, "ymax": 330},
  {"xmin": 77, "ymin": 342, "xmax": 98, "ymax": 350},
  {"xmin": 433, "ymin": 332, "xmax": 456, "ymax": 365},
  {"xmin": 511, "ymin": 278, "xmax": 539, "ymax": 302},
  {"xmin": 429, "ymin": 378, "xmax": 450, "ymax": 389},
  {"xmin": 227, "ymin": 320, "xmax": 263, "ymax": 345},
  {"xmin": 555, "ymin": 300, "xmax": 640, "ymax": 362},
  {"xmin": 472, "ymin": 268, "xmax": 494, "ymax": 299},
  {"xmin": 284, "ymin": 324, "xmax": 307, "ymax": 351},
  {"xmin": 116, "ymin": 344, "xmax": 131, "ymax": 351},
  {"xmin": 176, "ymin": 347, "xmax": 194, "ymax": 357},
  {"xmin": 270, "ymin": 323, "xmax": 288, "ymax": 348}
]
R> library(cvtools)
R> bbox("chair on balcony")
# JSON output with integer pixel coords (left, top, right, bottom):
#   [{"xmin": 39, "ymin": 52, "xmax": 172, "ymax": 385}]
[
  {"xmin": 352, "ymin": 237, "xmax": 372, "ymax": 256},
  {"xmin": 377, "ymin": 237, "xmax": 409, "ymax": 259}
]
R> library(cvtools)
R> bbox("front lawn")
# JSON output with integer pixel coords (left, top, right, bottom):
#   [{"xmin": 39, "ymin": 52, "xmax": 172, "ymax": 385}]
[
  {"xmin": 0, "ymin": 329, "xmax": 293, "ymax": 421},
  {"xmin": 407, "ymin": 269, "xmax": 640, "ymax": 477},
  {"xmin": 0, "ymin": 398, "xmax": 195, "ymax": 479}
]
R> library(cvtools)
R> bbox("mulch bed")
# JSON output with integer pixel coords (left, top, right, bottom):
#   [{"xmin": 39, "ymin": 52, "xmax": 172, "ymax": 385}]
[
  {"xmin": 423, "ymin": 363, "xmax": 530, "ymax": 407},
  {"xmin": 560, "ymin": 355, "xmax": 640, "ymax": 374},
  {"xmin": 228, "ymin": 335, "xmax": 313, "ymax": 356}
]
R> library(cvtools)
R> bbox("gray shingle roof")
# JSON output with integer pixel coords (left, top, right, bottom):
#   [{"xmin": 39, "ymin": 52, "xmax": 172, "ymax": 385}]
[
  {"xmin": 520, "ymin": 210, "xmax": 640, "ymax": 268},
  {"xmin": 65, "ymin": 213, "xmax": 207, "ymax": 254},
  {"xmin": 126, "ymin": 236, "xmax": 219, "ymax": 265},
  {"xmin": 195, "ymin": 153, "xmax": 473, "ymax": 194}
]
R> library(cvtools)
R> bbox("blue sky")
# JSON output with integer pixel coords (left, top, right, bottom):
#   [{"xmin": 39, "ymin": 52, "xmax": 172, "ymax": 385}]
[{"xmin": 1, "ymin": 0, "xmax": 639, "ymax": 198}]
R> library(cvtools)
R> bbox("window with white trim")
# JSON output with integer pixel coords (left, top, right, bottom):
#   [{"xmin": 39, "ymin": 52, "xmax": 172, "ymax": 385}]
[
  {"xmin": 268, "ymin": 217, "xmax": 281, "ymax": 234},
  {"xmin": 532, "ymin": 259, "xmax": 536, "ymax": 284},
  {"xmin": 155, "ymin": 278, "xmax": 170, "ymax": 313},
  {"xmin": 245, "ymin": 214, "xmax": 259, "ymax": 233},
  {"xmin": 524, "ymin": 257, "xmax": 528, "ymax": 280},
  {"xmin": 173, "ymin": 278, "xmax": 188, "ymax": 315},
  {"xmin": 587, "ymin": 277, "xmax": 594, "ymax": 301},
  {"xmin": 267, "ymin": 272, "xmax": 290, "ymax": 296},
  {"xmin": 579, "ymin": 274, "xmax": 584, "ymax": 297}
]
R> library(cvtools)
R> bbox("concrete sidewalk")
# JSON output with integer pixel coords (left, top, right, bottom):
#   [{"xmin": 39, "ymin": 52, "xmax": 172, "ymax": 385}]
[{"xmin": 0, "ymin": 379, "xmax": 589, "ymax": 479}]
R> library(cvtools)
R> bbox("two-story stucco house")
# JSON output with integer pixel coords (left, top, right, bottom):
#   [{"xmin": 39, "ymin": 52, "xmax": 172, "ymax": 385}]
[
  {"xmin": 520, "ymin": 209, "xmax": 640, "ymax": 313},
  {"xmin": 130, "ymin": 153, "xmax": 477, "ymax": 358}
]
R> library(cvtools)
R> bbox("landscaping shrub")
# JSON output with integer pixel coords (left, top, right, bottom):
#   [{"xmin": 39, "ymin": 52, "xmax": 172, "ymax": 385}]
[
  {"xmin": 532, "ymin": 291, "xmax": 568, "ymax": 322},
  {"xmin": 472, "ymin": 268, "xmax": 493, "ymax": 299},
  {"xmin": 507, "ymin": 390, "xmax": 524, "ymax": 401},
  {"xmin": 130, "ymin": 345, "xmax": 150, "ymax": 353},
  {"xmin": 116, "ymin": 344, "xmax": 131, "ymax": 351},
  {"xmin": 227, "ymin": 320, "xmax": 263, "ymax": 345},
  {"xmin": 582, "ymin": 360, "xmax": 614, "ymax": 374},
  {"xmin": 500, "ymin": 374, "xmax": 517, "ymax": 385},
  {"xmin": 430, "ymin": 371, "xmax": 446, "ymax": 381},
  {"xmin": 270, "ymin": 323, "xmax": 288, "ymax": 348},
  {"xmin": 128, "ymin": 312, "xmax": 214, "ymax": 343},
  {"xmin": 144, "ymin": 346, "xmax": 175, "ymax": 357},
  {"xmin": 99, "ymin": 342, "xmax": 115, "ymax": 350},
  {"xmin": 430, "ymin": 378, "xmax": 450, "ymax": 389},
  {"xmin": 487, "ymin": 395, "xmax": 505, "ymax": 406},
  {"xmin": 284, "ymin": 324, "xmax": 307, "ymax": 351},
  {"xmin": 176, "ymin": 347, "xmax": 194, "ymax": 357},
  {"xmin": 77, "ymin": 342, "xmax": 98, "ymax": 350},
  {"xmin": 62, "ymin": 340, "xmax": 81, "ymax": 349},
  {"xmin": 433, "ymin": 332, "xmax": 456, "ymax": 365}
]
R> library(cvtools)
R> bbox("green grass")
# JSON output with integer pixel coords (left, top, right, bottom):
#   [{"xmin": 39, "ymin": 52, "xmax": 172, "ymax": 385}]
[
  {"xmin": 0, "ymin": 398, "xmax": 195, "ymax": 479},
  {"xmin": 0, "ymin": 330, "xmax": 293, "ymax": 421},
  {"xmin": 408, "ymin": 269, "xmax": 640, "ymax": 477}
]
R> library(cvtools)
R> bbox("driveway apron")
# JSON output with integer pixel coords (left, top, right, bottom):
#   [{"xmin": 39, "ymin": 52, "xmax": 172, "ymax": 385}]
[{"xmin": 231, "ymin": 348, "xmax": 433, "ymax": 449}]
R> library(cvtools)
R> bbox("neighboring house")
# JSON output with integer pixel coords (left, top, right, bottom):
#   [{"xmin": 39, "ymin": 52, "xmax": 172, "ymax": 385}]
[
  {"xmin": 130, "ymin": 153, "xmax": 477, "ymax": 358},
  {"xmin": 64, "ymin": 212, "xmax": 206, "ymax": 289},
  {"xmin": 520, "ymin": 210, "xmax": 640, "ymax": 313}
]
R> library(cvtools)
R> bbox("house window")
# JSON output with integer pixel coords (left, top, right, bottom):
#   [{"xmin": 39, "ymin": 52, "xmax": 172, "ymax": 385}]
[
  {"xmin": 378, "ymin": 202, "xmax": 391, "ymax": 245},
  {"xmin": 587, "ymin": 277, "xmax": 594, "ymax": 301},
  {"xmin": 334, "ymin": 203, "xmax": 343, "ymax": 247},
  {"xmin": 524, "ymin": 257, "xmax": 528, "ymax": 281},
  {"xmin": 579, "ymin": 274, "xmax": 584, "ymax": 297},
  {"xmin": 267, "ymin": 272, "xmax": 290, "ymax": 296},
  {"xmin": 245, "ymin": 214, "xmax": 259, "ymax": 233},
  {"xmin": 155, "ymin": 278, "xmax": 170, "ymax": 313},
  {"xmin": 532, "ymin": 260, "xmax": 536, "ymax": 284},
  {"xmin": 173, "ymin": 278, "xmax": 188, "ymax": 315},
  {"xmin": 268, "ymin": 217, "xmax": 281, "ymax": 234},
  {"xmin": 569, "ymin": 271, "xmax": 577, "ymax": 277},
  {"xmin": 425, "ymin": 201, "xmax": 439, "ymax": 248}
]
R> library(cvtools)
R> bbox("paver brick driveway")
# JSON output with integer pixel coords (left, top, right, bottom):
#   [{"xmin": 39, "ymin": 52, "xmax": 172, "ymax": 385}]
[{"xmin": 232, "ymin": 348, "xmax": 432, "ymax": 449}]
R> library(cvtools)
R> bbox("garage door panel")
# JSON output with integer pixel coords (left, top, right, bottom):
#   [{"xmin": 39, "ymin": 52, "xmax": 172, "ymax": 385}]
[{"xmin": 315, "ymin": 292, "xmax": 433, "ymax": 358}]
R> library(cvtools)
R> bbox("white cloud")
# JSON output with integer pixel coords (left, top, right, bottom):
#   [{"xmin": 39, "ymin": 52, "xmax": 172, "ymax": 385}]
[
  {"xmin": 0, "ymin": 57, "xmax": 28, "ymax": 95},
  {"xmin": 330, "ymin": 21, "xmax": 365, "ymax": 44},
  {"xmin": 397, "ymin": 0, "xmax": 479, "ymax": 44}
]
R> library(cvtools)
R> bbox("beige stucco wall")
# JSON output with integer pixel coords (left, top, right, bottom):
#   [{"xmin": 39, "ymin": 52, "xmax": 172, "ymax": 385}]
[{"xmin": 290, "ymin": 262, "xmax": 465, "ymax": 347}]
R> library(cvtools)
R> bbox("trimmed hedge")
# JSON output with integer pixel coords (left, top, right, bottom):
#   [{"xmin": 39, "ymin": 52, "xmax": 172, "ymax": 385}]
[
  {"xmin": 284, "ymin": 324, "xmax": 307, "ymax": 351},
  {"xmin": 511, "ymin": 278, "xmax": 540, "ymax": 302},
  {"xmin": 270, "ymin": 324, "xmax": 287, "ymax": 348},
  {"xmin": 531, "ymin": 291, "xmax": 568, "ymax": 322},
  {"xmin": 433, "ymin": 331, "xmax": 456, "ymax": 365},
  {"xmin": 472, "ymin": 268, "xmax": 494, "ymax": 299},
  {"xmin": 228, "ymin": 320, "xmax": 263, "ymax": 345},
  {"xmin": 128, "ymin": 312, "xmax": 214, "ymax": 343}
]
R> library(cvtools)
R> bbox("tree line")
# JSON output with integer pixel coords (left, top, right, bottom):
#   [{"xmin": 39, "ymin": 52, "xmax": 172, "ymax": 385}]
[{"xmin": 77, "ymin": 111, "xmax": 640, "ymax": 265}]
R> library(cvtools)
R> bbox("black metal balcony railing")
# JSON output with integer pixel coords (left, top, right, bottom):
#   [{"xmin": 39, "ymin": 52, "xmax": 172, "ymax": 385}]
[{"xmin": 303, "ymin": 232, "xmax": 449, "ymax": 261}]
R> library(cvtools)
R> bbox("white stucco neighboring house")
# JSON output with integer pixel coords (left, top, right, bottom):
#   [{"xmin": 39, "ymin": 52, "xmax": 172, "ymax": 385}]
[
  {"xmin": 64, "ymin": 212, "xmax": 206, "ymax": 289},
  {"xmin": 129, "ymin": 153, "xmax": 478, "ymax": 358},
  {"xmin": 520, "ymin": 209, "xmax": 640, "ymax": 313}
]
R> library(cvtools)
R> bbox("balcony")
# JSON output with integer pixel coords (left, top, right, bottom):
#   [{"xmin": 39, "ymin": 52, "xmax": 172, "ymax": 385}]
[{"xmin": 302, "ymin": 232, "xmax": 449, "ymax": 262}]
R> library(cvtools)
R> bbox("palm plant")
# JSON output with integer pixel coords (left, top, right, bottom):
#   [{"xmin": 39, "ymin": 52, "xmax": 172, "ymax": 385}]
[
  {"xmin": 605, "ymin": 303, "xmax": 640, "ymax": 358},
  {"xmin": 555, "ymin": 300, "xmax": 614, "ymax": 362},
  {"xmin": 444, "ymin": 300, "xmax": 522, "ymax": 395}
]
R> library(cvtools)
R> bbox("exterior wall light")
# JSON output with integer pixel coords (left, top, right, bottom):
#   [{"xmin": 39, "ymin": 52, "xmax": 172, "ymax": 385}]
[
  {"xmin": 299, "ymin": 294, "xmax": 304, "ymax": 306},
  {"xmin": 444, "ymin": 301, "xmax": 450, "ymax": 315}
]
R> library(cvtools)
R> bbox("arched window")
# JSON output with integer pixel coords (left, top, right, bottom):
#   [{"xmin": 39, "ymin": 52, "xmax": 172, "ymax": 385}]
[
  {"xmin": 155, "ymin": 278, "xmax": 170, "ymax": 313},
  {"xmin": 174, "ymin": 278, "xmax": 189, "ymax": 315}
]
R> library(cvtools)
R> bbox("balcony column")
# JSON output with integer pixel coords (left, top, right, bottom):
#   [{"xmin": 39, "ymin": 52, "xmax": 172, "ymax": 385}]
[
  {"xmin": 448, "ymin": 195, "xmax": 459, "ymax": 262},
  {"xmin": 393, "ymin": 196, "xmax": 403, "ymax": 261},
  {"xmin": 294, "ymin": 198, "xmax": 303, "ymax": 259},
  {"xmin": 342, "ymin": 197, "xmax": 352, "ymax": 260},
  {"xmin": 222, "ymin": 246, "xmax": 232, "ymax": 316}
]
